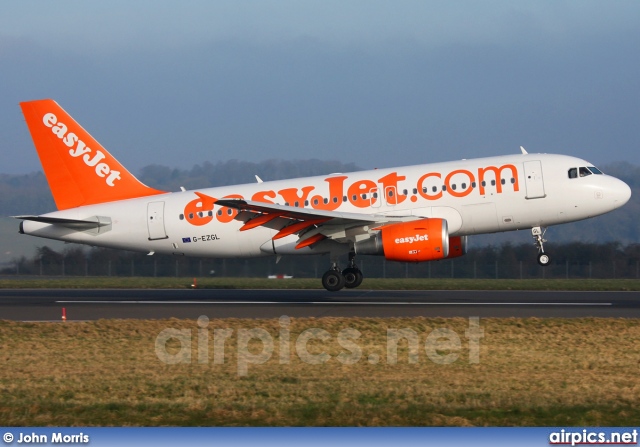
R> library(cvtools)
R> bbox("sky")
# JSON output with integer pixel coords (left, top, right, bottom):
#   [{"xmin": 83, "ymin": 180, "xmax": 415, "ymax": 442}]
[{"xmin": 2, "ymin": 1, "xmax": 640, "ymax": 175}]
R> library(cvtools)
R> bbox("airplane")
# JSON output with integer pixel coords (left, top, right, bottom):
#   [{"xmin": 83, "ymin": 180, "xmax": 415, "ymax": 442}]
[{"xmin": 15, "ymin": 99, "xmax": 632, "ymax": 291}]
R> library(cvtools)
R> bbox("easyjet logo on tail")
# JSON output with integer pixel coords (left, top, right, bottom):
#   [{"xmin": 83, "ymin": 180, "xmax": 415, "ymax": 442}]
[{"xmin": 42, "ymin": 113, "xmax": 121, "ymax": 187}]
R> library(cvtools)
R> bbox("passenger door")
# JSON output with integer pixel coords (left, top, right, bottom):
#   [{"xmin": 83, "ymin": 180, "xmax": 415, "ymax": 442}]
[
  {"xmin": 523, "ymin": 160, "xmax": 546, "ymax": 199},
  {"xmin": 147, "ymin": 201, "xmax": 168, "ymax": 240}
]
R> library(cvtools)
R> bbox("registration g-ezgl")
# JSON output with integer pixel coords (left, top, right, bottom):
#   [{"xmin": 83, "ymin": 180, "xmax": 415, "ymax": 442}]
[
  {"xmin": 192, "ymin": 234, "xmax": 220, "ymax": 243},
  {"xmin": 17, "ymin": 99, "xmax": 631, "ymax": 290}
]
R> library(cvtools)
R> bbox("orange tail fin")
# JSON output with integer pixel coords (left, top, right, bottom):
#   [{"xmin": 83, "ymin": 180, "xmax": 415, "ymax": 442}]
[{"xmin": 20, "ymin": 99, "xmax": 166, "ymax": 210}]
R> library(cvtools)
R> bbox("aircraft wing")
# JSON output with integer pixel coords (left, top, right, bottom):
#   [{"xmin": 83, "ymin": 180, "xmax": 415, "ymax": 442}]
[{"xmin": 215, "ymin": 198, "xmax": 413, "ymax": 249}]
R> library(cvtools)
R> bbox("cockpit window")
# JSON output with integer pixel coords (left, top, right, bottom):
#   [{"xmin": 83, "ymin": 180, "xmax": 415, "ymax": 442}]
[
  {"xmin": 588, "ymin": 166, "xmax": 603, "ymax": 175},
  {"xmin": 569, "ymin": 166, "xmax": 603, "ymax": 179},
  {"xmin": 579, "ymin": 167, "xmax": 592, "ymax": 177}
]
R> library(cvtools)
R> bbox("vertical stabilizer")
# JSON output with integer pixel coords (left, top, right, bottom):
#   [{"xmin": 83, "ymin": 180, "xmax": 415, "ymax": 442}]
[{"xmin": 20, "ymin": 99, "xmax": 166, "ymax": 210}]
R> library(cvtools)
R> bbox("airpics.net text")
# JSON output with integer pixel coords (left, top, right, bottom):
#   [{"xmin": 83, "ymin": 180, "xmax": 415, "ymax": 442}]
[{"xmin": 155, "ymin": 316, "xmax": 484, "ymax": 376}]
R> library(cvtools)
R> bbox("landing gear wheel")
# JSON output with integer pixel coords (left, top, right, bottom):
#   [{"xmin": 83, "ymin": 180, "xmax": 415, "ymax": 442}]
[
  {"xmin": 322, "ymin": 270, "xmax": 345, "ymax": 292},
  {"xmin": 342, "ymin": 267, "xmax": 364, "ymax": 289},
  {"xmin": 532, "ymin": 226, "xmax": 551, "ymax": 267},
  {"xmin": 537, "ymin": 253, "xmax": 551, "ymax": 266}
]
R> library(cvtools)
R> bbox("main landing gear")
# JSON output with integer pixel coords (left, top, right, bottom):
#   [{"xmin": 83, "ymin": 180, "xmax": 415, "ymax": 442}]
[
  {"xmin": 532, "ymin": 226, "xmax": 551, "ymax": 266},
  {"xmin": 321, "ymin": 251, "xmax": 364, "ymax": 292}
]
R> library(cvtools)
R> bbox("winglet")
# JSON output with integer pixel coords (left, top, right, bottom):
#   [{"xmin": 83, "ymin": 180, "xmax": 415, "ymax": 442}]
[{"xmin": 20, "ymin": 99, "xmax": 166, "ymax": 210}]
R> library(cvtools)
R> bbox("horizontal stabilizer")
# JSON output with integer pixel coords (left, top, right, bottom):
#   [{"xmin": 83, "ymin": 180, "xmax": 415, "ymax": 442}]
[{"xmin": 15, "ymin": 215, "xmax": 112, "ymax": 232}]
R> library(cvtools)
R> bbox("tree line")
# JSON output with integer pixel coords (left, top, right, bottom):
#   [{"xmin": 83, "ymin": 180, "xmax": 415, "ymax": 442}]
[{"xmin": 6, "ymin": 241, "xmax": 640, "ymax": 280}]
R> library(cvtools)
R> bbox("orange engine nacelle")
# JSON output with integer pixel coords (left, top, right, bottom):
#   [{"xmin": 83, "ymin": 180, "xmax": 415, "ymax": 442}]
[{"xmin": 355, "ymin": 218, "xmax": 449, "ymax": 262}]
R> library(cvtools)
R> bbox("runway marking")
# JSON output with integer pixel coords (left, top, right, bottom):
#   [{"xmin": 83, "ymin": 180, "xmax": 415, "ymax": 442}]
[{"xmin": 55, "ymin": 300, "xmax": 612, "ymax": 306}]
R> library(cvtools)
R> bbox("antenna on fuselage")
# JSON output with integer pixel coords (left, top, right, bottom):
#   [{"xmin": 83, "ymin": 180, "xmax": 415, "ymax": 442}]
[{"xmin": 520, "ymin": 146, "xmax": 529, "ymax": 155}]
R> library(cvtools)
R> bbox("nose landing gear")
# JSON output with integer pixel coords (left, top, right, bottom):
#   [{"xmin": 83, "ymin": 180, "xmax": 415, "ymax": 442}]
[{"xmin": 532, "ymin": 226, "xmax": 551, "ymax": 266}]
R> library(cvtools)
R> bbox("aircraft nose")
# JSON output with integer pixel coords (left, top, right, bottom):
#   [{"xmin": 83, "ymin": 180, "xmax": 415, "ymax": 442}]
[{"xmin": 612, "ymin": 178, "xmax": 632, "ymax": 208}]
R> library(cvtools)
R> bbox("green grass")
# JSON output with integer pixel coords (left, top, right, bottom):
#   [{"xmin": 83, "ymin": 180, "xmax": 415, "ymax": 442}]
[
  {"xmin": 1, "ymin": 317, "xmax": 640, "ymax": 426},
  {"xmin": 0, "ymin": 277, "xmax": 639, "ymax": 290}
]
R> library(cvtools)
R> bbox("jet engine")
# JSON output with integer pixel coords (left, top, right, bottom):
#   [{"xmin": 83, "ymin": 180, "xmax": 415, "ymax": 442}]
[{"xmin": 355, "ymin": 218, "xmax": 449, "ymax": 262}]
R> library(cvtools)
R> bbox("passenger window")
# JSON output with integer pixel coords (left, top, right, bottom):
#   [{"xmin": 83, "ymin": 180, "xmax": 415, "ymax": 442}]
[
  {"xmin": 305, "ymin": 200, "xmax": 309, "ymax": 206},
  {"xmin": 413, "ymin": 188, "xmax": 418, "ymax": 194},
  {"xmin": 179, "ymin": 214, "xmax": 184, "ymax": 220},
  {"xmin": 568, "ymin": 168, "xmax": 577, "ymax": 179},
  {"xmin": 579, "ymin": 167, "xmax": 592, "ymax": 177},
  {"xmin": 491, "ymin": 180, "xmax": 496, "ymax": 186},
  {"xmin": 451, "ymin": 184, "xmax": 457, "ymax": 190},
  {"xmin": 323, "ymin": 198, "xmax": 328, "ymax": 204},
  {"xmin": 461, "ymin": 183, "xmax": 467, "ymax": 189},
  {"xmin": 501, "ymin": 179, "xmax": 506, "ymax": 185},
  {"xmin": 333, "ymin": 197, "xmax": 338, "ymax": 203}
]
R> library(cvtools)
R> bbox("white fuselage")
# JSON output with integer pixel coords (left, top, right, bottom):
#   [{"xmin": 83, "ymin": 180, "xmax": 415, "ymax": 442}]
[{"xmin": 21, "ymin": 153, "xmax": 631, "ymax": 258}]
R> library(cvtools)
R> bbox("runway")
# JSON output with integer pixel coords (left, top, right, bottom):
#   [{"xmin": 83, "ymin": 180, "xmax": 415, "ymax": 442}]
[{"xmin": 1, "ymin": 288, "xmax": 639, "ymax": 320}]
